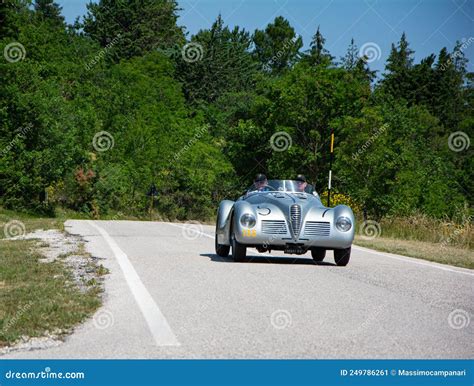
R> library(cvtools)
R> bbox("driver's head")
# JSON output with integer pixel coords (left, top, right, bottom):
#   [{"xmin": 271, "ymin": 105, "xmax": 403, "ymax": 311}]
[
  {"xmin": 254, "ymin": 173, "xmax": 268, "ymax": 190},
  {"xmin": 295, "ymin": 174, "xmax": 307, "ymax": 192}
]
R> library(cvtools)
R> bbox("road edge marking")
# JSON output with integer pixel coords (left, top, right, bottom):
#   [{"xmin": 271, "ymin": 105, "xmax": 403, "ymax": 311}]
[{"xmin": 87, "ymin": 221, "xmax": 180, "ymax": 346}]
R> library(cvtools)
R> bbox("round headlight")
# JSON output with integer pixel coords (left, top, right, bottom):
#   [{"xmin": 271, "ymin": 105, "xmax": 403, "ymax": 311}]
[
  {"xmin": 336, "ymin": 216, "xmax": 352, "ymax": 232},
  {"xmin": 240, "ymin": 213, "xmax": 256, "ymax": 228}
]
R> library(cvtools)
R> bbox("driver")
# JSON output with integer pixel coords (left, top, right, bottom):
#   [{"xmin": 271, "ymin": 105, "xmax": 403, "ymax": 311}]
[
  {"xmin": 295, "ymin": 174, "xmax": 308, "ymax": 192},
  {"xmin": 246, "ymin": 173, "xmax": 272, "ymax": 196},
  {"xmin": 253, "ymin": 173, "xmax": 270, "ymax": 191}
]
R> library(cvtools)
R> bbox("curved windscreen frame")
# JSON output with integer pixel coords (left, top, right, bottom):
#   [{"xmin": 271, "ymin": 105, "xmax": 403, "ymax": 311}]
[{"xmin": 247, "ymin": 179, "xmax": 315, "ymax": 194}]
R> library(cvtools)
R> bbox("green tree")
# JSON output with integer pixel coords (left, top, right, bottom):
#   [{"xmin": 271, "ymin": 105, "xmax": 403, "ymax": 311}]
[
  {"xmin": 222, "ymin": 62, "xmax": 371, "ymax": 190},
  {"xmin": 178, "ymin": 15, "xmax": 257, "ymax": 104},
  {"xmin": 252, "ymin": 16, "xmax": 302, "ymax": 74},
  {"xmin": 380, "ymin": 32, "xmax": 415, "ymax": 100},
  {"xmin": 341, "ymin": 38, "xmax": 376, "ymax": 83},
  {"xmin": 432, "ymin": 46, "xmax": 466, "ymax": 129},
  {"xmin": 34, "ymin": 0, "xmax": 64, "ymax": 27},
  {"xmin": 82, "ymin": 0, "xmax": 184, "ymax": 62},
  {"xmin": 335, "ymin": 103, "xmax": 467, "ymax": 218},
  {"xmin": 304, "ymin": 26, "xmax": 333, "ymax": 67}
]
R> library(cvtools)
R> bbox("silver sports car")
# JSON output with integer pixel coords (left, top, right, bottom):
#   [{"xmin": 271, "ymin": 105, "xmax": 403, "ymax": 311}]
[{"xmin": 215, "ymin": 179, "xmax": 355, "ymax": 266}]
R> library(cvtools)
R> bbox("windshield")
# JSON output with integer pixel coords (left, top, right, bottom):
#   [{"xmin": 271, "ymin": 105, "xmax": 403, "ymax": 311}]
[{"xmin": 247, "ymin": 179, "xmax": 315, "ymax": 194}]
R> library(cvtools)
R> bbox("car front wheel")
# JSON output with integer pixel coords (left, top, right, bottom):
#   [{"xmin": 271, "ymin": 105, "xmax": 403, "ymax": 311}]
[
  {"xmin": 231, "ymin": 231, "xmax": 246, "ymax": 262},
  {"xmin": 334, "ymin": 247, "xmax": 351, "ymax": 266},
  {"xmin": 311, "ymin": 248, "xmax": 326, "ymax": 262},
  {"xmin": 215, "ymin": 233, "xmax": 230, "ymax": 257}
]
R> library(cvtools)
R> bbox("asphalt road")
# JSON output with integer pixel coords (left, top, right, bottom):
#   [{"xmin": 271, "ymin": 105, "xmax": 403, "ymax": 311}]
[{"xmin": 4, "ymin": 220, "xmax": 474, "ymax": 359}]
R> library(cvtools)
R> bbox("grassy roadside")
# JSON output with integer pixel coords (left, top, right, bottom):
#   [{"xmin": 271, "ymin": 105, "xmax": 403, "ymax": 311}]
[
  {"xmin": 354, "ymin": 213, "xmax": 473, "ymax": 269},
  {"xmin": 0, "ymin": 208, "xmax": 103, "ymax": 348},
  {"xmin": 354, "ymin": 236, "xmax": 474, "ymax": 269}
]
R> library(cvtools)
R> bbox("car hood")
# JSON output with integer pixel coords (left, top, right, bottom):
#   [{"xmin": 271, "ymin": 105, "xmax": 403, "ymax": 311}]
[{"xmin": 243, "ymin": 192, "xmax": 328, "ymax": 222}]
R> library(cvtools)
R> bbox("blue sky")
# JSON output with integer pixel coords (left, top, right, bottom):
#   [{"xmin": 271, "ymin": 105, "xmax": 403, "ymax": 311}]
[{"xmin": 56, "ymin": 0, "xmax": 473, "ymax": 73}]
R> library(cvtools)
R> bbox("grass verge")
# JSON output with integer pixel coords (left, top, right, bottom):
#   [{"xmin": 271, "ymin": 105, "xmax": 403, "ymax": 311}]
[
  {"xmin": 354, "ymin": 236, "xmax": 474, "ymax": 270},
  {"xmin": 0, "ymin": 208, "xmax": 102, "ymax": 348}
]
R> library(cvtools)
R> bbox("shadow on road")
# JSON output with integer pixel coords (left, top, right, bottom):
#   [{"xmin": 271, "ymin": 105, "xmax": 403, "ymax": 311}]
[{"xmin": 200, "ymin": 253, "xmax": 336, "ymax": 266}]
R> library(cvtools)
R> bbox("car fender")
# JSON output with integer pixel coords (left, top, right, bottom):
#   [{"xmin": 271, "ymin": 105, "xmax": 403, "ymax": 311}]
[
  {"xmin": 232, "ymin": 201, "xmax": 258, "ymax": 243},
  {"xmin": 331, "ymin": 204, "xmax": 356, "ymax": 246},
  {"xmin": 216, "ymin": 200, "xmax": 234, "ymax": 245}
]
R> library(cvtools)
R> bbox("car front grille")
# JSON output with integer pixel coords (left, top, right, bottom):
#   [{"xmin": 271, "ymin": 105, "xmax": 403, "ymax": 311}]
[
  {"xmin": 303, "ymin": 221, "xmax": 331, "ymax": 237},
  {"xmin": 290, "ymin": 204, "xmax": 302, "ymax": 238},
  {"xmin": 261, "ymin": 220, "xmax": 288, "ymax": 235}
]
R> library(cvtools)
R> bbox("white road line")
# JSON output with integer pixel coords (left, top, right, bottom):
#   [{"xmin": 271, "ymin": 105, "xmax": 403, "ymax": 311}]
[
  {"xmin": 87, "ymin": 221, "xmax": 180, "ymax": 346},
  {"xmin": 353, "ymin": 245, "xmax": 474, "ymax": 277},
  {"xmin": 165, "ymin": 222, "xmax": 473, "ymax": 277}
]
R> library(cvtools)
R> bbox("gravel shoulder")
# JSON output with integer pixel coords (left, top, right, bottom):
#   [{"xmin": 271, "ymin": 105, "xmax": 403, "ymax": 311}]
[{"xmin": 0, "ymin": 225, "xmax": 105, "ymax": 355}]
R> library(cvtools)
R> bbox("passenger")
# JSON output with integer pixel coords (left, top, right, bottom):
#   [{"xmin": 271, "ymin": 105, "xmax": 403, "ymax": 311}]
[{"xmin": 295, "ymin": 174, "xmax": 308, "ymax": 192}]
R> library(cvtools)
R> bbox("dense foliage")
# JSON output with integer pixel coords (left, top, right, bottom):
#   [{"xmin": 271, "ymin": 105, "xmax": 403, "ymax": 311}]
[{"xmin": 0, "ymin": 0, "xmax": 472, "ymax": 221}]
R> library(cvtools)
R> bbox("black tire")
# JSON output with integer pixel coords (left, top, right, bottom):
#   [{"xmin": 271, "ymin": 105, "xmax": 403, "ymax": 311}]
[
  {"xmin": 231, "ymin": 231, "xmax": 246, "ymax": 262},
  {"xmin": 215, "ymin": 210, "xmax": 230, "ymax": 257},
  {"xmin": 334, "ymin": 247, "xmax": 351, "ymax": 266},
  {"xmin": 311, "ymin": 248, "xmax": 326, "ymax": 262},
  {"xmin": 215, "ymin": 234, "xmax": 230, "ymax": 257}
]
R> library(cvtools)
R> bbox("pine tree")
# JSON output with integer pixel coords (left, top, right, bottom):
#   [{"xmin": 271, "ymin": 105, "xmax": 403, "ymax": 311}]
[
  {"xmin": 380, "ymin": 32, "xmax": 415, "ymax": 100},
  {"xmin": 385, "ymin": 32, "xmax": 414, "ymax": 73},
  {"xmin": 433, "ymin": 47, "xmax": 465, "ymax": 129},
  {"xmin": 252, "ymin": 16, "xmax": 303, "ymax": 74},
  {"xmin": 341, "ymin": 38, "xmax": 376, "ymax": 82},
  {"xmin": 410, "ymin": 54, "xmax": 436, "ymax": 107},
  {"xmin": 34, "ymin": 0, "xmax": 64, "ymax": 27},
  {"xmin": 0, "ymin": 0, "xmax": 30, "ymax": 39},
  {"xmin": 306, "ymin": 26, "xmax": 333, "ymax": 66},
  {"xmin": 341, "ymin": 38, "xmax": 358, "ymax": 70},
  {"xmin": 178, "ymin": 15, "xmax": 257, "ymax": 103},
  {"xmin": 83, "ymin": 0, "xmax": 184, "ymax": 62}
]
